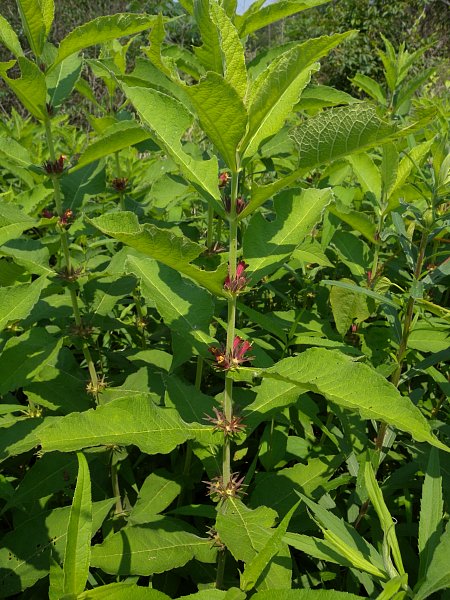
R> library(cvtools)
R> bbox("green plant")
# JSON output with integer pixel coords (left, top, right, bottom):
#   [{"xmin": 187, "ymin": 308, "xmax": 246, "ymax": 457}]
[{"xmin": 0, "ymin": 0, "xmax": 449, "ymax": 598}]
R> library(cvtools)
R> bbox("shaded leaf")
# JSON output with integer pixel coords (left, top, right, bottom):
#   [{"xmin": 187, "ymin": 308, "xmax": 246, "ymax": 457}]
[{"xmin": 90, "ymin": 516, "xmax": 215, "ymax": 575}]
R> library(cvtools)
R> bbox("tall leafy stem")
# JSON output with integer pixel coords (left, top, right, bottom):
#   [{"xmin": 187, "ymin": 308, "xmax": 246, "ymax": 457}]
[{"xmin": 43, "ymin": 117, "xmax": 100, "ymax": 401}]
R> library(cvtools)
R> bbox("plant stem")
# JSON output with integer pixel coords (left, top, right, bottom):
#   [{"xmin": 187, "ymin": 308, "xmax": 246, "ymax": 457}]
[
  {"xmin": 215, "ymin": 550, "xmax": 226, "ymax": 589},
  {"xmin": 44, "ymin": 117, "xmax": 100, "ymax": 402},
  {"xmin": 222, "ymin": 169, "xmax": 239, "ymax": 487},
  {"xmin": 207, "ymin": 202, "xmax": 214, "ymax": 248},
  {"xmin": 111, "ymin": 459, "xmax": 123, "ymax": 516},
  {"xmin": 375, "ymin": 227, "xmax": 429, "ymax": 452}
]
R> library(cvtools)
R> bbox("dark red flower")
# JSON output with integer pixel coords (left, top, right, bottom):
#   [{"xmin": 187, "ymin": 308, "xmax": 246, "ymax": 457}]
[
  {"xmin": 43, "ymin": 155, "xmax": 67, "ymax": 175},
  {"xmin": 58, "ymin": 209, "xmax": 74, "ymax": 227},
  {"xmin": 222, "ymin": 196, "xmax": 247, "ymax": 215},
  {"xmin": 218, "ymin": 172, "xmax": 230, "ymax": 187},
  {"xmin": 209, "ymin": 336, "xmax": 254, "ymax": 370},
  {"xmin": 112, "ymin": 177, "xmax": 128, "ymax": 192},
  {"xmin": 224, "ymin": 260, "xmax": 249, "ymax": 294},
  {"xmin": 41, "ymin": 209, "xmax": 54, "ymax": 219}
]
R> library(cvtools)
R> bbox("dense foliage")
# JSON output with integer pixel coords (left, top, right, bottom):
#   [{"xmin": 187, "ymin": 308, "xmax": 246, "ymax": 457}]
[{"xmin": 0, "ymin": 0, "xmax": 449, "ymax": 599}]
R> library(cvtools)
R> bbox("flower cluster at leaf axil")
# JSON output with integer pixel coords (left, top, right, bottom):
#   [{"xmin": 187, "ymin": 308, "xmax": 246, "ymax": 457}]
[
  {"xmin": 209, "ymin": 335, "xmax": 254, "ymax": 370},
  {"xmin": 42, "ymin": 154, "xmax": 68, "ymax": 175},
  {"xmin": 204, "ymin": 406, "xmax": 245, "ymax": 437},
  {"xmin": 204, "ymin": 472, "xmax": 246, "ymax": 501},
  {"xmin": 223, "ymin": 260, "xmax": 249, "ymax": 294}
]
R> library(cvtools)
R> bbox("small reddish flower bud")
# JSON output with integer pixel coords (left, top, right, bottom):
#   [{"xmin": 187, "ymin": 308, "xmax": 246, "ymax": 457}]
[
  {"xmin": 42, "ymin": 209, "xmax": 54, "ymax": 219},
  {"xmin": 367, "ymin": 270, "xmax": 372, "ymax": 285},
  {"xmin": 222, "ymin": 196, "xmax": 248, "ymax": 215},
  {"xmin": 112, "ymin": 177, "xmax": 128, "ymax": 192},
  {"xmin": 218, "ymin": 172, "xmax": 230, "ymax": 187},
  {"xmin": 58, "ymin": 208, "xmax": 74, "ymax": 227},
  {"xmin": 43, "ymin": 155, "xmax": 67, "ymax": 175},
  {"xmin": 351, "ymin": 323, "xmax": 358, "ymax": 333},
  {"xmin": 224, "ymin": 260, "xmax": 249, "ymax": 294}
]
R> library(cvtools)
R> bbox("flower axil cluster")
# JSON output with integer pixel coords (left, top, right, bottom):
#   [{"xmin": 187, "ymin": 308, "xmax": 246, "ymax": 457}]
[
  {"xmin": 204, "ymin": 406, "xmax": 245, "ymax": 437},
  {"xmin": 223, "ymin": 260, "xmax": 249, "ymax": 294},
  {"xmin": 204, "ymin": 472, "xmax": 246, "ymax": 501},
  {"xmin": 209, "ymin": 336, "xmax": 254, "ymax": 370},
  {"xmin": 42, "ymin": 154, "xmax": 67, "ymax": 175}
]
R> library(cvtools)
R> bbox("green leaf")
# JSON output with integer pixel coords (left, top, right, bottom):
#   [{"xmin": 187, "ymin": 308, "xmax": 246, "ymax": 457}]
[
  {"xmin": 0, "ymin": 202, "xmax": 36, "ymax": 245},
  {"xmin": 89, "ymin": 211, "xmax": 227, "ymax": 297},
  {"xmin": 163, "ymin": 374, "xmax": 221, "ymax": 446},
  {"xmin": 0, "ymin": 327, "xmax": 62, "ymax": 395},
  {"xmin": 414, "ymin": 522, "xmax": 450, "ymax": 600},
  {"xmin": 250, "ymin": 457, "xmax": 343, "ymax": 518},
  {"xmin": 0, "ymin": 14, "xmax": 24, "ymax": 57},
  {"xmin": 38, "ymin": 394, "xmax": 212, "ymax": 454},
  {"xmin": 74, "ymin": 121, "xmax": 152, "ymax": 171},
  {"xmin": 408, "ymin": 323, "xmax": 450, "ymax": 353},
  {"xmin": 216, "ymin": 498, "xmax": 291, "ymax": 590},
  {"xmin": 122, "ymin": 84, "xmax": 219, "ymax": 201},
  {"xmin": 90, "ymin": 516, "xmax": 215, "ymax": 575},
  {"xmin": 46, "ymin": 53, "xmax": 82, "ymax": 110},
  {"xmin": 16, "ymin": 0, "xmax": 49, "ymax": 57},
  {"xmin": 243, "ymin": 187, "xmax": 332, "ymax": 282},
  {"xmin": 127, "ymin": 257, "xmax": 216, "ymax": 366},
  {"xmin": 0, "ymin": 275, "xmax": 49, "ymax": 331},
  {"xmin": 236, "ymin": 0, "xmax": 331, "ymax": 37},
  {"xmin": 350, "ymin": 73, "xmax": 387, "ymax": 105},
  {"xmin": 348, "ymin": 153, "xmax": 382, "ymax": 203},
  {"xmin": 0, "ymin": 418, "xmax": 47, "ymax": 464},
  {"xmin": 53, "ymin": 14, "xmax": 158, "ymax": 66},
  {"xmin": 40, "ymin": 0, "xmax": 54, "ymax": 35},
  {"xmin": 238, "ymin": 348, "xmax": 450, "ymax": 453},
  {"xmin": 322, "ymin": 280, "xmax": 399, "ymax": 309},
  {"xmin": 252, "ymin": 590, "xmax": 365, "ymax": 599},
  {"xmin": 1, "ymin": 238, "xmax": 53, "ymax": 276},
  {"xmin": 0, "ymin": 57, "xmax": 48, "ymax": 120},
  {"xmin": 60, "ymin": 160, "xmax": 106, "ymax": 211},
  {"xmin": 299, "ymin": 493, "xmax": 387, "ymax": 579},
  {"xmin": 329, "ymin": 277, "xmax": 372, "ymax": 336},
  {"xmin": 364, "ymin": 461, "xmax": 405, "ymax": 575},
  {"xmin": 63, "ymin": 453, "xmax": 92, "ymax": 596},
  {"xmin": 327, "ymin": 199, "xmax": 377, "ymax": 243},
  {"xmin": 0, "ymin": 135, "xmax": 32, "ymax": 169},
  {"xmin": 418, "ymin": 447, "xmax": 443, "ymax": 581},
  {"xmin": 241, "ymin": 33, "xmax": 355, "ymax": 160},
  {"xmin": 210, "ymin": 1, "xmax": 247, "ymax": 98},
  {"xmin": 76, "ymin": 583, "xmax": 171, "ymax": 599},
  {"xmin": 128, "ymin": 471, "xmax": 181, "ymax": 525},
  {"xmin": 193, "ymin": 0, "xmax": 222, "ymax": 73},
  {"xmin": 185, "ymin": 72, "xmax": 247, "ymax": 171},
  {"xmin": 376, "ymin": 575, "xmax": 408, "ymax": 600},
  {"xmin": 291, "ymin": 104, "xmax": 396, "ymax": 172},
  {"xmin": 0, "ymin": 499, "xmax": 113, "ymax": 596},
  {"xmin": 241, "ymin": 500, "xmax": 300, "ymax": 591},
  {"xmin": 246, "ymin": 104, "xmax": 407, "ymax": 216},
  {"xmin": 1, "ymin": 453, "xmax": 79, "ymax": 512},
  {"xmin": 386, "ymin": 139, "xmax": 434, "ymax": 202},
  {"xmin": 49, "ymin": 552, "xmax": 64, "ymax": 600}
]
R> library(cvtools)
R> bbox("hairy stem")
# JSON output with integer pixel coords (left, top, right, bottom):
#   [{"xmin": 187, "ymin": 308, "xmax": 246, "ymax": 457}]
[
  {"xmin": 207, "ymin": 202, "xmax": 215, "ymax": 248},
  {"xmin": 44, "ymin": 117, "xmax": 100, "ymax": 401},
  {"xmin": 222, "ymin": 169, "xmax": 239, "ymax": 487},
  {"xmin": 375, "ymin": 227, "xmax": 429, "ymax": 450}
]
